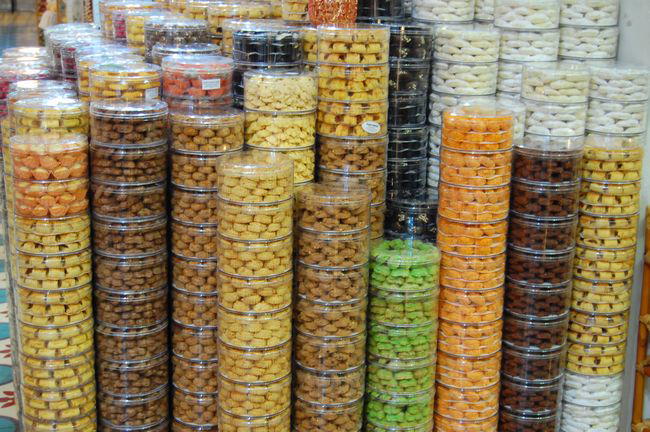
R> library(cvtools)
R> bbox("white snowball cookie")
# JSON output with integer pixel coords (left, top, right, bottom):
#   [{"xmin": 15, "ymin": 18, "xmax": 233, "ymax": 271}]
[
  {"xmin": 560, "ymin": 401, "xmax": 621, "ymax": 432},
  {"xmin": 521, "ymin": 63, "xmax": 590, "ymax": 103},
  {"xmin": 586, "ymin": 98, "xmax": 648, "ymax": 134},
  {"xmin": 589, "ymin": 64, "xmax": 650, "ymax": 101},
  {"xmin": 498, "ymin": 60, "xmax": 557, "ymax": 93},
  {"xmin": 475, "ymin": 0, "xmax": 495, "ymax": 21}
]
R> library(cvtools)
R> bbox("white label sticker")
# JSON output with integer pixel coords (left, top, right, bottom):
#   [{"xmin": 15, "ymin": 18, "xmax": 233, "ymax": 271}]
[
  {"xmin": 201, "ymin": 78, "xmax": 222, "ymax": 90},
  {"xmin": 362, "ymin": 121, "xmax": 381, "ymax": 134},
  {"xmin": 145, "ymin": 87, "xmax": 159, "ymax": 100}
]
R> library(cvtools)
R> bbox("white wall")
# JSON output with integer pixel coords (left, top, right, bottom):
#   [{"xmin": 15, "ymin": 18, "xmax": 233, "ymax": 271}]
[{"xmin": 617, "ymin": 0, "xmax": 650, "ymax": 430}]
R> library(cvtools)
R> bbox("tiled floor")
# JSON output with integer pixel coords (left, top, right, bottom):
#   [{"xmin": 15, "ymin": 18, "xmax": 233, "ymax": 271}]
[{"xmin": 0, "ymin": 11, "xmax": 39, "ymax": 430}]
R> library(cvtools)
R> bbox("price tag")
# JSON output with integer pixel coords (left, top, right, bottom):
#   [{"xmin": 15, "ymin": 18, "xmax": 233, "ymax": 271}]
[
  {"xmin": 145, "ymin": 87, "xmax": 159, "ymax": 100},
  {"xmin": 362, "ymin": 121, "xmax": 381, "ymax": 134},
  {"xmin": 202, "ymin": 79, "xmax": 222, "ymax": 90}
]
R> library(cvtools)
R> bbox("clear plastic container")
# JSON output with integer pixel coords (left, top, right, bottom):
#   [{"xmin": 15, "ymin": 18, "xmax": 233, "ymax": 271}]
[
  {"xmin": 432, "ymin": 60, "xmax": 498, "ymax": 96},
  {"xmin": 232, "ymin": 22, "xmax": 302, "ymax": 64},
  {"xmin": 16, "ymin": 283, "xmax": 92, "ymax": 327},
  {"xmin": 388, "ymin": 94, "xmax": 427, "ymax": 127},
  {"xmin": 505, "ymin": 279, "xmax": 571, "ymax": 320},
  {"xmin": 438, "ymin": 182, "xmax": 509, "ymax": 222},
  {"xmin": 162, "ymin": 54, "xmax": 233, "ymax": 100},
  {"xmin": 143, "ymin": 17, "xmax": 210, "ymax": 60},
  {"xmin": 434, "ymin": 24, "xmax": 500, "ymax": 62},
  {"xmin": 76, "ymin": 52, "xmax": 143, "ymax": 95},
  {"xmin": 411, "ymin": 0, "xmax": 475, "ymax": 22},
  {"xmin": 89, "ymin": 62, "xmax": 162, "ymax": 101},
  {"xmin": 370, "ymin": 287, "xmax": 438, "ymax": 326},
  {"xmin": 294, "ymin": 296, "xmax": 367, "ymax": 337},
  {"xmin": 92, "ymin": 216, "xmax": 167, "ymax": 257},
  {"xmin": 171, "ymin": 255, "xmax": 218, "ymax": 294},
  {"xmin": 97, "ymin": 353, "xmax": 169, "ymax": 396},
  {"xmin": 281, "ymin": 0, "xmax": 308, "ymax": 21},
  {"xmin": 12, "ymin": 247, "xmax": 91, "ymax": 291},
  {"xmin": 317, "ymin": 135, "xmax": 387, "ymax": 173},
  {"xmin": 215, "ymin": 150, "xmax": 293, "ymax": 203},
  {"xmin": 218, "ymin": 340, "xmax": 290, "ymax": 383},
  {"xmin": 438, "ymin": 319, "xmax": 502, "ymax": 357},
  {"xmin": 217, "ymin": 235, "xmax": 292, "ymax": 277},
  {"xmin": 171, "ymin": 151, "xmax": 224, "ymax": 190},
  {"xmin": 502, "ymin": 346, "xmax": 565, "ymax": 383},
  {"xmin": 218, "ymin": 373, "xmax": 291, "ymax": 417},
  {"xmin": 207, "ymin": 2, "xmax": 273, "ymax": 40},
  {"xmin": 98, "ymin": 386, "xmax": 169, "ymax": 428},
  {"xmin": 317, "ymin": 99, "xmax": 388, "ymax": 139},
  {"xmin": 293, "ymin": 398, "xmax": 363, "ymax": 432},
  {"xmin": 589, "ymin": 64, "xmax": 650, "ymax": 102},
  {"xmin": 90, "ymin": 141, "xmax": 167, "ymax": 184},
  {"xmin": 172, "ymin": 354, "xmax": 219, "ymax": 394},
  {"xmin": 94, "ymin": 252, "xmax": 167, "ymax": 292},
  {"xmin": 90, "ymin": 99, "xmax": 168, "ymax": 145},
  {"xmin": 389, "ymin": 60, "xmax": 430, "ymax": 96},
  {"xmin": 436, "ymin": 351, "xmax": 501, "ymax": 389},
  {"xmin": 171, "ymin": 320, "xmax": 219, "ymax": 360},
  {"xmin": 368, "ymin": 321, "xmax": 437, "ymax": 360},
  {"xmin": 91, "ymin": 181, "xmax": 166, "ymax": 221},
  {"xmin": 244, "ymin": 69, "xmax": 316, "ymax": 111},
  {"xmin": 435, "ymin": 382, "xmax": 499, "ymax": 420},
  {"xmin": 494, "ymin": 0, "xmax": 560, "ymax": 29},
  {"xmin": 521, "ymin": 63, "xmax": 590, "ymax": 103},
  {"xmin": 437, "ymin": 217, "xmax": 507, "ymax": 256},
  {"xmin": 217, "ymin": 271, "xmax": 291, "ymax": 313},
  {"xmin": 316, "ymin": 24, "xmax": 390, "ymax": 65},
  {"xmin": 294, "ymin": 365, "xmax": 365, "ymax": 405},
  {"xmin": 172, "ymin": 288, "xmax": 218, "ymax": 328},
  {"xmin": 523, "ymin": 98, "xmax": 587, "ymax": 136},
  {"xmin": 21, "ymin": 379, "xmax": 96, "ymax": 422},
  {"xmin": 507, "ymin": 248, "xmax": 574, "ymax": 285},
  {"xmin": 317, "ymin": 63, "xmax": 389, "ymax": 102},
  {"xmin": 387, "ymin": 23, "xmax": 433, "ymax": 60},
  {"xmin": 318, "ymin": 168, "xmax": 386, "ymax": 205},
  {"xmin": 95, "ymin": 320, "xmax": 168, "ymax": 362},
  {"xmin": 296, "ymin": 183, "xmax": 371, "ymax": 233},
  {"xmin": 217, "ymin": 197, "xmax": 292, "ymax": 240},
  {"xmin": 11, "ymin": 96, "xmax": 89, "ymax": 137},
  {"xmin": 125, "ymin": 9, "xmax": 174, "ymax": 55},
  {"xmin": 294, "ymin": 331, "xmax": 366, "ymax": 372},
  {"xmin": 439, "ymin": 285, "xmax": 503, "ymax": 323},
  {"xmin": 513, "ymin": 135, "xmax": 584, "ymax": 184},
  {"xmin": 560, "ymin": 0, "xmax": 619, "ymax": 26},
  {"xmin": 95, "ymin": 286, "xmax": 167, "ymax": 328},
  {"xmin": 218, "ymin": 407, "xmax": 290, "ymax": 432},
  {"xmin": 217, "ymin": 306, "xmax": 291, "ymax": 348},
  {"xmin": 511, "ymin": 179, "xmax": 579, "ymax": 219},
  {"xmin": 365, "ymin": 387, "xmax": 434, "ymax": 430},
  {"xmin": 19, "ymin": 349, "xmax": 94, "ymax": 390},
  {"xmin": 169, "ymin": 107, "xmax": 243, "ymax": 153},
  {"xmin": 503, "ymin": 313, "xmax": 569, "ymax": 351},
  {"xmin": 172, "ymin": 386, "xmax": 218, "ymax": 426},
  {"xmin": 297, "ymin": 229, "xmax": 370, "ymax": 268},
  {"xmin": 10, "ymin": 177, "xmax": 89, "ymax": 219},
  {"xmin": 17, "ymin": 316, "xmax": 94, "ymax": 359},
  {"xmin": 559, "ymin": 25, "xmax": 619, "ymax": 59},
  {"xmin": 440, "ymin": 147, "xmax": 512, "ymax": 187}
]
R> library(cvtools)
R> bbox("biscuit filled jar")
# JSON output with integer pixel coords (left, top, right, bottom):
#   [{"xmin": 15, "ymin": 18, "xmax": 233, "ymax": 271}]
[
  {"xmin": 143, "ymin": 16, "xmax": 211, "ymax": 61},
  {"xmin": 89, "ymin": 62, "xmax": 163, "ymax": 102},
  {"xmin": 170, "ymin": 107, "xmax": 244, "ymax": 154},
  {"xmin": 162, "ymin": 54, "xmax": 234, "ymax": 101}
]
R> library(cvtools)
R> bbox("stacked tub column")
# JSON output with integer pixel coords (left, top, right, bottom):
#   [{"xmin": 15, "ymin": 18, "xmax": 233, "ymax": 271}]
[
  {"xmin": 292, "ymin": 184, "xmax": 372, "ymax": 432},
  {"xmin": 215, "ymin": 151, "xmax": 294, "ymax": 432},
  {"xmin": 385, "ymin": 22, "xmax": 432, "ymax": 201},
  {"xmin": 426, "ymin": 24, "xmax": 500, "ymax": 201},
  {"xmin": 364, "ymin": 238, "xmax": 441, "ymax": 432},
  {"xmin": 560, "ymin": 65, "xmax": 649, "ymax": 431},
  {"xmin": 434, "ymin": 102, "xmax": 514, "ymax": 432},
  {"xmin": 494, "ymin": 0, "xmax": 560, "ymax": 100},
  {"xmin": 315, "ymin": 24, "xmax": 390, "ymax": 241}
]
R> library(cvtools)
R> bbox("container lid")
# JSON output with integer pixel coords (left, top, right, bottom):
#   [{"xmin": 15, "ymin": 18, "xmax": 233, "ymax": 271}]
[
  {"xmin": 388, "ymin": 22, "xmax": 433, "ymax": 35},
  {"xmin": 317, "ymin": 23, "xmax": 390, "ymax": 38},
  {"xmin": 90, "ymin": 99, "xmax": 168, "ymax": 119},
  {"xmin": 435, "ymin": 22, "xmax": 499, "ymax": 39},
  {"xmin": 517, "ymin": 134, "xmax": 585, "ymax": 152},
  {"xmin": 90, "ymin": 61, "xmax": 161, "ymax": 76},
  {"xmin": 8, "ymin": 133, "xmax": 87, "ymax": 154},
  {"xmin": 585, "ymin": 132, "xmax": 645, "ymax": 151},
  {"xmin": 371, "ymin": 238, "xmax": 440, "ymax": 265},
  {"xmin": 170, "ymin": 106, "xmax": 243, "ymax": 125},
  {"xmin": 153, "ymin": 43, "xmax": 220, "ymax": 58},
  {"xmin": 9, "ymin": 79, "xmax": 75, "ymax": 93},
  {"xmin": 144, "ymin": 16, "xmax": 209, "ymax": 30},
  {"xmin": 444, "ymin": 100, "xmax": 514, "ymax": 121},
  {"xmin": 523, "ymin": 62, "xmax": 590, "ymax": 78},
  {"xmin": 297, "ymin": 182, "xmax": 371, "ymax": 207},
  {"xmin": 13, "ymin": 96, "xmax": 87, "ymax": 116},
  {"xmin": 232, "ymin": 20, "xmax": 302, "ymax": 34},
  {"xmin": 162, "ymin": 53, "xmax": 233, "ymax": 70},
  {"xmin": 216, "ymin": 149, "xmax": 293, "ymax": 175}
]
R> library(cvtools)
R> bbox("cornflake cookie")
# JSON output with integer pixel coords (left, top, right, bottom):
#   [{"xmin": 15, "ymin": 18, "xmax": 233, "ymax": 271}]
[{"xmin": 317, "ymin": 24, "xmax": 390, "ymax": 65}]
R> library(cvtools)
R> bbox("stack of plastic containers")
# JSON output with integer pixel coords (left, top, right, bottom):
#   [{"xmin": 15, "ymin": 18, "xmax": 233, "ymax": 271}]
[
  {"xmin": 99, "ymin": 0, "xmax": 159, "ymax": 38},
  {"xmin": 435, "ymin": 102, "xmax": 514, "ymax": 432},
  {"xmin": 45, "ymin": 25, "xmax": 103, "ymax": 79},
  {"xmin": 206, "ymin": 1, "xmax": 272, "ymax": 47},
  {"xmin": 384, "ymin": 23, "xmax": 432, "ymax": 201},
  {"xmin": 214, "ymin": 151, "xmax": 294, "ymax": 432},
  {"xmin": 494, "ymin": 0, "xmax": 560, "ymax": 99},
  {"xmin": 560, "ymin": 65, "xmax": 649, "ymax": 432},
  {"xmin": 427, "ymin": 24, "xmax": 500, "ymax": 200},
  {"xmin": 89, "ymin": 99, "xmax": 170, "ymax": 430},
  {"xmin": 501, "ymin": 132, "xmax": 583, "ymax": 428},
  {"xmin": 3, "ymin": 91, "xmax": 95, "ymax": 431},
  {"xmin": 151, "ymin": 43, "xmax": 221, "ymax": 67},
  {"xmin": 243, "ymin": 69, "xmax": 316, "ymax": 187},
  {"xmin": 315, "ymin": 23, "xmax": 390, "ymax": 241},
  {"xmin": 559, "ymin": 0, "xmax": 620, "ymax": 64},
  {"xmin": 293, "ymin": 183, "xmax": 371, "ymax": 432},
  {"xmin": 365, "ymin": 238, "xmax": 440, "ymax": 432},
  {"xmin": 231, "ymin": 22, "xmax": 302, "ymax": 108},
  {"xmin": 143, "ymin": 16, "xmax": 211, "ymax": 62}
]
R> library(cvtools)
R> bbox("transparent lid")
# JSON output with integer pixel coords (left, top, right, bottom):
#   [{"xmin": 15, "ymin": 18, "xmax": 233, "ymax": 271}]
[
  {"xmin": 216, "ymin": 149, "xmax": 293, "ymax": 175},
  {"xmin": 388, "ymin": 22, "xmax": 433, "ymax": 36},
  {"xmin": 444, "ymin": 101, "xmax": 514, "ymax": 121},
  {"xmin": 585, "ymin": 133, "xmax": 645, "ymax": 151},
  {"xmin": 144, "ymin": 16, "xmax": 209, "ymax": 30},
  {"xmin": 518, "ymin": 134, "xmax": 585, "ymax": 151},
  {"xmin": 153, "ymin": 43, "xmax": 220, "ymax": 58},
  {"xmin": 90, "ymin": 99, "xmax": 168, "ymax": 119},
  {"xmin": 8, "ymin": 79, "xmax": 75, "ymax": 94},
  {"xmin": 222, "ymin": 18, "xmax": 283, "ymax": 33},
  {"xmin": 317, "ymin": 23, "xmax": 390, "ymax": 40},
  {"xmin": 297, "ymin": 182, "xmax": 372, "ymax": 206},
  {"xmin": 371, "ymin": 238, "xmax": 440, "ymax": 265},
  {"xmin": 170, "ymin": 106, "xmax": 243, "ymax": 125},
  {"xmin": 90, "ymin": 61, "xmax": 161, "ymax": 76},
  {"xmin": 77, "ymin": 52, "xmax": 143, "ymax": 67},
  {"xmin": 13, "ymin": 96, "xmax": 87, "ymax": 116},
  {"xmin": 435, "ymin": 22, "xmax": 499, "ymax": 38},
  {"xmin": 387, "ymin": 192, "xmax": 438, "ymax": 211},
  {"xmin": 9, "ymin": 133, "xmax": 88, "ymax": 153},
  {"xmin": 102, "ymin": 0, "xmax": 158, "ymax": 10},
  {"xmin": 232, "ymin": 19, "xmax": 299, "ymax": 33},
  {"xmin": 523, "ymin": 62, "xmax": 590, "ymax": 79},
  {"xmin": 162, "ymin": 53, "xmax": 233, "ymax": 71}
]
